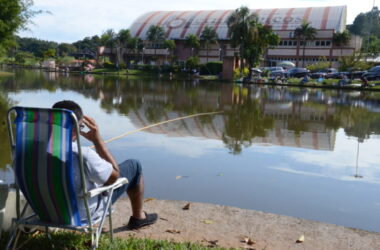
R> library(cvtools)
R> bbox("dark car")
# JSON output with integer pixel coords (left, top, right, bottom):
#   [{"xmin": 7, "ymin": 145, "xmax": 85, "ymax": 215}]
[
  {"xmin": 285, "ymin": 68, "xmax": 310, "ymax": 78},
  {"xmin": 310, "ymin": 68, "xmax": 337, "ymax": 79},
  {"xmin": 362, "ymin": 66, "xmax": 380, "ymax": 80}
]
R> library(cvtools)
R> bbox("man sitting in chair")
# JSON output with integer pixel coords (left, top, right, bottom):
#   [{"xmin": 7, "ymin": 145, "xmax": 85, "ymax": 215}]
[{"xmin": 52, "ymin": 100, "xmax": 158, "ymax": 229}]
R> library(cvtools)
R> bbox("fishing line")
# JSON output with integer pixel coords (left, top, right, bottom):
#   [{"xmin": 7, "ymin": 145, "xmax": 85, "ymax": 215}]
[{"xmin": 89, "ymin": 111, "xmax": 223, "ymax": 148}]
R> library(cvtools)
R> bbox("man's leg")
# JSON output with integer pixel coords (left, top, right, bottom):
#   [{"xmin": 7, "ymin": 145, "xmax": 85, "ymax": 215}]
[{"xmin": 111, "ymin": 159, "xmax": 157, "ymax": 228}]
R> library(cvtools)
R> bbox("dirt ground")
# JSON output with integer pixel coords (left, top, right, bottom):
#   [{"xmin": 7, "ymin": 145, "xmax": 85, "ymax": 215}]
[{"xmin": 104, "ymin": 198, "xmax": 380, "ymax": 250}]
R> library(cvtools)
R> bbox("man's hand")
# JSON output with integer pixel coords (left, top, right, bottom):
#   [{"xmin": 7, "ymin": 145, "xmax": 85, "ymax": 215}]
[{"xmin": 80, "ymin": 115, "xmax": 102, "ymax": 144}]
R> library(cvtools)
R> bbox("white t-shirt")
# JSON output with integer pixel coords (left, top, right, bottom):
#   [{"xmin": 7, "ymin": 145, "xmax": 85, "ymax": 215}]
[{"xmin": 72, "ymin": 143, "xmax": 113, "ymax": 224}]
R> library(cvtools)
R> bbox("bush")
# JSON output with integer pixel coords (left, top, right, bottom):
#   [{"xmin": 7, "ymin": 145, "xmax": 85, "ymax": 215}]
[
  {"xmin": 186, "ymin": 56, "xmax": 200, "ymax": 70},
  {"xmin": 233, "ymin": 67, "xmax": 249, "ymax": 78},
  {"xmin": 104, "ymin": 61, "xmax": 116, "ymax": 69},
  {"xmin": 307, "ymin": 61, "xmax": 330, "ymax": 72},
  {"xmin": 200, "ymin": 61, "xmax": 223, "ymax": 75}
]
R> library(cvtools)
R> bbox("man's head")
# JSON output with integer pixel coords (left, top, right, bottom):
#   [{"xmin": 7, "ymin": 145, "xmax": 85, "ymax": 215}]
[{"xmin": 52, "ymin": 100, "xmax": 83, "ymax": 121}]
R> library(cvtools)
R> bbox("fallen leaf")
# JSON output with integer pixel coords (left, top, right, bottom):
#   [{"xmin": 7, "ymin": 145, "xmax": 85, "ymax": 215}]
[
  {"xmin": 202, "ymin": 219, "xmax": 214, "ymax": 224},
  {"xmin": 182, "ymin": 203, "xmax": 191, "ymax": 210},
  {"xmin": 144, "ymin": 197, "xmax": 156, "ymax": 202},
  {"xmin": 241, "ymin": 237, "xmax": 255, "ymax": 245},
  {"xmin": 166, "ymin": 229, "xmax": 180, "ymax": 234},
  {"xmin": 296, "ymin": 234, "xmax": 305, "ymax": 243},
  {"xmin": 159, "ymin": 217, "xmax": 168, "ymax": 221}
]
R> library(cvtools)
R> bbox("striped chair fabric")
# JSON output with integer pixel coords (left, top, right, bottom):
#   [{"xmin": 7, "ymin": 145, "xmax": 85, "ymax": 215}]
[{"xmin": 13, "ymin": 107, "xmax": 82, "ymax": 226}]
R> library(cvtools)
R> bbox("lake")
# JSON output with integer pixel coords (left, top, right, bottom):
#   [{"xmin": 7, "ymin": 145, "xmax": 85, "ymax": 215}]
[{"xmin": 1, "ymin": 68, "xmax": 380, "ymax": 233}]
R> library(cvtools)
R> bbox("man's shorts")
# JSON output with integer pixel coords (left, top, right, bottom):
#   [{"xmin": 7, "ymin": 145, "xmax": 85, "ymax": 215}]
[{"xmin": 111, "ymin": 159, "xmax": 142, "ymax": 204}]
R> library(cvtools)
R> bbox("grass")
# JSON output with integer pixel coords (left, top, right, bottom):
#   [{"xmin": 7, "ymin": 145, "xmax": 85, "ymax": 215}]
[{"xmin": 0, "ymin": 231, "xmax": 232, "ymax": 250}]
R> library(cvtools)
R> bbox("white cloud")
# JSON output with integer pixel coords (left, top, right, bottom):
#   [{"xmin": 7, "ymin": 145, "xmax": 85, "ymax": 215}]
[{"xmin": 19, "ymin": 0, "xmax": 378, "ymax": 42}]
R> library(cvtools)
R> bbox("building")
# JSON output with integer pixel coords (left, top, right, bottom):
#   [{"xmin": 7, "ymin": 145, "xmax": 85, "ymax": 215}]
[{"xmin": 101, "ymin": 6, "xmax": 361, "ymax": 79}]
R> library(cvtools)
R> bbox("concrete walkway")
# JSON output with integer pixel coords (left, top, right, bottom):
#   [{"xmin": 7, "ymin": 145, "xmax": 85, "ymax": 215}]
[{"xmin": 105, "ymin": 198, "xmax": 380, "ymax": 250}]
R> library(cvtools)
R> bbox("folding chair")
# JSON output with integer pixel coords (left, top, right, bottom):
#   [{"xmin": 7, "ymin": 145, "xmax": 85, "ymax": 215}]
[{"xmin": 6, "ymin": 106, "xmax": 128, "ymax": 249}]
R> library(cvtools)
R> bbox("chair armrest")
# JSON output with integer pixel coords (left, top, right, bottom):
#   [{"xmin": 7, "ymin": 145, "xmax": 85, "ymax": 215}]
[{"xmin": 87, "ymin": 177, "xmax": 128, "ymax": 198}]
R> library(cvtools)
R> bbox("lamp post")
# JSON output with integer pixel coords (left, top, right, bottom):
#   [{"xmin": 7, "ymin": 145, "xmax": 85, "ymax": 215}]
[{"xmin": 219, "ymin": 48, "xmax": 222, "ymax": 61}]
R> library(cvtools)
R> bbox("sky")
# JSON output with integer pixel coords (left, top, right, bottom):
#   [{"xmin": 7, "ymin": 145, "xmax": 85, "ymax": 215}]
[{"xmin": 18, "ymin": 0, "xmax": 378, "ymax": 43}]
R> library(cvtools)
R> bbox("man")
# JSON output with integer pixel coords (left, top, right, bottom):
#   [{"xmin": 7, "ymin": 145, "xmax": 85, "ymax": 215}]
[{"xmin": 52, "ymin": 100, "xmax": 157, "ymax": 229}]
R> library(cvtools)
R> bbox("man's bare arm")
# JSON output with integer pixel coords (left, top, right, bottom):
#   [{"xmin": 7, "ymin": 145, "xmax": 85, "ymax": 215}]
[{"xmin": 80, "ymin": 115, "xmax": 120, "ymax": 185}]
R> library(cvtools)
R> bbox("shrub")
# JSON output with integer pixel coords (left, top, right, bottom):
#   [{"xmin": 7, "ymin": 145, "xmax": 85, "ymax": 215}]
[
  {"xmin": 307, "ymin": 61, "xmax": 330, "ymax": 72},
  {"xmin": 233, "ymin": 67, "xmax": 249, "ymax": 78},
  {"xmin": 186, "ymin": 56, "xmax": 199, "ymax": 70},
  {"xmin": 104, "ymin": 61, "xmax": 116, "ymax": 69},
  {"xmin": 200, "ymin": 61, "xmax": 223, "ymax": 75}
]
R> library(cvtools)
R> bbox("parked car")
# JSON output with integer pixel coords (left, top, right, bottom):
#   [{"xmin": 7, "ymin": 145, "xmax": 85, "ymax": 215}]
[
  {"xmin": 332, "ymin": 71, "xmax": 367, "ymax": 79},
  {"xmin": 310, "ymin": 68, "xmax": 337, "ymax": 79},
  {"xmin": 265, "ymin": 67, "xmax": 286, "ymax": 77},
  {"xmin": 362, "ymin": 66, "xmax": 380, "ymax": 80},
  {"xmin": 285, "ymin": 68, "xmax": 310, "ymax": 78}
]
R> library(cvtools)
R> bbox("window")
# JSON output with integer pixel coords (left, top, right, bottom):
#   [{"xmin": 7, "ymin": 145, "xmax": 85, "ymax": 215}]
[
  {"xmin": 283, "ymin": 41, "xmax": 288, "ymax": 46},
  {"xmin": 326, "ymin": 41, "xmax": 331, "ymax": 46},
  {"xmin": 316, "ymin": 41, "xmax": 320, "ymax": 46},
  {"xmin": 321, "ymin": 41, "xmax": 326, "ymax": 46}
]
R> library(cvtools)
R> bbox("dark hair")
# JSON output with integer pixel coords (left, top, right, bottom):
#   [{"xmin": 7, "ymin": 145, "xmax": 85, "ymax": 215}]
[{"xmin": 52, "ymin": 100, "xmax": 83, "ymax": 121}]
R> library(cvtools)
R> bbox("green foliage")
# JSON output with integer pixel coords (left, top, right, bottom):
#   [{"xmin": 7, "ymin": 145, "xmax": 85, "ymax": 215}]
[
  {"xmin": 43, "ymin": 48, "xmax": 56, "ymax": 59},
  {"xmin": 164, "ymin": 39, "xmax": 176, "ymax": 51},
  {"xmin": 333, "ymin": 30, "xmax": 351, "ymax": 47},
  {"xmin": 306, "ymin": 60, "xmax": 330, "ymax": 72},
  {"xmin": 233, "ymin": 67, "xmax": 249, "ymax": 78},
  {"xmin": 0, "ymin": 231, "xmax": 227, "ymax": 250},
  {"xmin": 200, "ymin": 26, "xmax": 219, "ymax": 62},
  {"xmin": 16, "ymin": 36, "xmax": 58, "ymax": 57},
  {"xmin": 103, "ymin": 61, "xmax": 116, "ymax": 69},
  {"xmin": 186, "ymin": 56, "xmax": 200, "ymax": 69},
  {"xmin": 72, "ymin": 35, "xmax": 101, "ymax": 51},
  {"xmin": 147, "ymin": 25, "xmax": 166, "ymax": 50},
  {"xmin": 100, "ymin": 29, "xmax": 117, "ymax": 47},
  {"xmin": 349, "ymin": 7, "xmax": 380, "ymax": 37},
  {"xmin": 227, "ymin": 6, "xmax": 279, "ymax": 70},
  {"xmin": 185, "ymin": 34, "xmax": 201, "ymax": 53},
  {"xmin": 57, "ymin": 43, "xmax": 77, "ymax": 56},
  {"xmin": 14, "ymin": 51, "xmax": 34, "ymax": 64},
  {"xmin": 295, "ymin": 21, "xmax": 317, "ymax": 67},
  {"xmin": 338, "ymin": 53, "xmax": 372, "ymax": 71},
  {"xmin": 200, "ymin": 61, "xmax": 223, "ymax": 75},
  {"xmin": 57, "ymin": 56, "xmax": 75, "ymax": 65}
]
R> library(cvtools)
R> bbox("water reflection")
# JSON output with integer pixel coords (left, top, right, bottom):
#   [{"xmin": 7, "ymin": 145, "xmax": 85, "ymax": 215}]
[{"xmin": 1, "ymin": 70, "xmax": 380, "ymax": 159}]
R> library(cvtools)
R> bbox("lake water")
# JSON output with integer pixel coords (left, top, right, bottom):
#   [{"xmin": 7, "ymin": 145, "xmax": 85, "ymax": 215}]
[{"xmin": 1, "ymin": 69, "xmax": 380, "ymax": 232}]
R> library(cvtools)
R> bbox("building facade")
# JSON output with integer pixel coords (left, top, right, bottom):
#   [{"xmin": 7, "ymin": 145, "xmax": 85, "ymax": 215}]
[{"xmin": 102, "ymin": 6, "xmax": 361, "ymax": 79}]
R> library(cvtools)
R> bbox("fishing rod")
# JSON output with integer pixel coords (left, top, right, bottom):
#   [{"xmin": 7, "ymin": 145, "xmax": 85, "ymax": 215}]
[{"xmin": 89, "ymin": 110, "xmax": 223, "ymax": 149}]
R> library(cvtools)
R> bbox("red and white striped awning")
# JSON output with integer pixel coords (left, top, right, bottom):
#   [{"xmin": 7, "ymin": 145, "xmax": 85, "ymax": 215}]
[{"xmin": 130, "ymin": 6, "xmax": 347, "ymax": 40}]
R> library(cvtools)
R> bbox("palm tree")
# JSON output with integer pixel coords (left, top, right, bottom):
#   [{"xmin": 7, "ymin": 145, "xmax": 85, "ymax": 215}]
[
  {"xmin": 185, "ymin": 34, "xmax": 200, "ymax": 56},
  {"xmin": 100, "ymin": 29, "xmax": 117, "ymax": 64},
  {"xmin": 333, "ymin": 30, "xmax": 351, "ymax": 57},
  {"xmin": 116, "ymin": 29, "xmax": 131, "ymax": 67},
  {"xmin": 146, "ymin": 25, "xmax": 166, "ymax": 58},
  {"xmin": 200, "ymin": 26, "xmax": 218, "ymax": 63},
  {"xmin": 227, "ymin": 6, "xmax": 259, "ymax": 76},
  {"xmin": 294, "ymin": 22, "xmax": 317, "ymax": 67},
  {"xmin": 164, "ymin": 39, "xmax": 176, "ymax": 64}
]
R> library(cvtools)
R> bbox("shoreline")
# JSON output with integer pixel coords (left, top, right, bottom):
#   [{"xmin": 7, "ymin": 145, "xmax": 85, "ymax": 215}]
[{"xmin": 107, "ymin": 198, "xmax": 380, "ymax": 249}]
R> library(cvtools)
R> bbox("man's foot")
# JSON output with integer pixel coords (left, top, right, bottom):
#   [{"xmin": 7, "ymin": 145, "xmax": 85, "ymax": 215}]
[{"xmin": 127, "ymin": 212, "xmax": 158, "ymax": 230}]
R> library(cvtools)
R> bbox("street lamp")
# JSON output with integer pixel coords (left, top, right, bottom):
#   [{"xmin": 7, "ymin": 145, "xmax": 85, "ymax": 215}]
[{"xmin": 219, "ymin": 48, "xmax": 222, "ymax": 61}]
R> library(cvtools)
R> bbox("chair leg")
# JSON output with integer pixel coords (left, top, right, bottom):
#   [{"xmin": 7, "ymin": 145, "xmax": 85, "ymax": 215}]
[
  {"xmin": 5, "ymin": 220, "xmax": 18, "ymax": 250},
  {"xmin": 108, "ymin": 205, "xmax": 113, "ymax": 241}
]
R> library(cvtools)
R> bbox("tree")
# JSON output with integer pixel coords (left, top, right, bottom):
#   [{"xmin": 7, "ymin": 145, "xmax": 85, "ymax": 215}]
[
  {"xmin": 185, "ymin": 34, "xmax": 200, "ymax": 56},
  {"xmin": 200, "ymin": 26, "xmax": 218, "ymax": 63},
  {"xmin": 227, "ymin": 6, "xmax": 259, "ymax": 76},
  {"xmin": 294, "ymin": 21, "xmax": 317, "ymax": 67},
  {"xmin": 146, "ymin": 25, "xmax": 166, "ymax": 57},
  {"xmin": 245, "ymin": 24, "xmax": 279, "ymax": 68},
  {"xmin": 164, "ymin": 40, "xmax": 176, "ymax": 63},
  {"xmin": 43, "ymin": 48, "xmax": 56, "ymax": 59},
  {"xmin": 333, "ymin": 30, "xmax": 351, "ymax": 57},
  {"xmin": 366, "ymin": 35, "xmax": 380, "ymax": 59},
  {"xmin": 0, "ymin": 0, "xmax": 40, "ymax": 53},
  {"xmin": 57, "ymin": 43, "xmax": 77, "ymax": 56}
]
